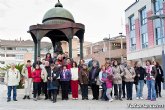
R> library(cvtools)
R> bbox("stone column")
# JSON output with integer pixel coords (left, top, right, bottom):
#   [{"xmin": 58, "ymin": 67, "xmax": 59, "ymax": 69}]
[
  {"xmin": 34, "ymin": 42, "xmax": 37, "ymax": 63},
  {"xmin": 80, "ymin": 39, "xmax": 83, "ymax": 59},
  {"xmin": 37, "ymin": 39, "xmax": 41, "ymax": 58},
  {"xmin": 69, "ymin": 38, "xmax": 72, "ymax": 58}
]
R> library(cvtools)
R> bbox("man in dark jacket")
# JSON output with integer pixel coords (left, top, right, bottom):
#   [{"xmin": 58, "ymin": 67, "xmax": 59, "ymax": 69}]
[{"xmin": 89, "ymin": 61, "xmax": 100, "ymax": 100}]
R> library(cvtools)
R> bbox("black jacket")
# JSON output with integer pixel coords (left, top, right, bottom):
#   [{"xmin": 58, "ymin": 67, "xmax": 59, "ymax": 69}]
[
  {"xmin": 156, "ymin": 66, "xmax": 163, "ymax": 81},
  {"xmin": 134, "ymin": 67, "xmax": 146, "ymax": 84},
  {"xmin": 89, "ymin": 67, "xmax": 100, "ymax": 85}
]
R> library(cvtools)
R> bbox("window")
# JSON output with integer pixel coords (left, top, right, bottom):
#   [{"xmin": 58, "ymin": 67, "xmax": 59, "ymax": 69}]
[
  {"xmin": 0, "ymin": 54, "xmax": 5, "ymax": 57},
  {"xmin": 141, "ymin": 33, "xmax": 148, "ymax": 48},
  {"xmin": 155, "ymin": 27, "xmax": 163, "ymax": 45},
  {"xmin": 130, "ymin": 37, "xmax": 136, "ymax": 51},
  {"xmin": 15, "ymin": 55, "xmax": 24, "ymax": 59},
  {"xmin": 6, "ymin": 54, "xmax": 15, "ymax": 57},
  {"xmin": 140, "ymin": 7, "xmax": 147, "ymax": 25},
  {"xmin": 129, "ymin": 15, "xmax": 136, "ymax": 51},
  {"xmin": 0, "ymin": 61, "xmax": 5, "ymax": 64},
  {"xmin": 129, "ymin": 15, "xmax": 135, "ymax": 31},
  {"xmin": 153, "ymin": 0, "xmax": 163, "ymax": 15}
]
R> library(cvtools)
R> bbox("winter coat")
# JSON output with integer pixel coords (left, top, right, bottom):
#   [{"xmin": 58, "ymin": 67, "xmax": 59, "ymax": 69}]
[
  {"xmin": 71, "ymin": 67, "xmax": 79, "ymax": 80},
  {"xmin": 4, "ymin": 68, "xmax": 20, "ymax": 86},
  {"xmin": 134, "ymin": 67, "xmax": 146, "ymax": 84},
  {"xmin": 41, "ymin": 66, "xmax": 49, "ymax": 82},
  {"xmin": 32, "ymin": 69, "xmax": 42, "ymax": 82},
  {"xmin": 101, "ymin": 72, "xmax": 113, "ymax": 88},
  {"xmin": 47, "ymin": 69, "xmax": 60, "ymax": 90},
  {"xmin": 89, "ymin": 67, "xmax": 100, "ymax": 85},
  {"xmin": 21, "ymin": 65, "xmax": 33, "ymax": 79},
  {"xmin": 155, "ymin": 66, "xmax": 163, "ymax": 81},
  {"xmin": 112, "ymin": 66, "xmax": 124, "ymax": 84},
  {"xmin": 60, "ymin": 69, "xmax": 71, "ymax": 82},
  {"xmin": 145, "ymin": 65, "xmax": 157, "ymax": 80},
  {"xmin": 123, "ymin": 67, "xmax": 136, "ymax": 82},
  {"xmin": 79, "ymin": 69, "xmax": 89, "ymax": 84}
]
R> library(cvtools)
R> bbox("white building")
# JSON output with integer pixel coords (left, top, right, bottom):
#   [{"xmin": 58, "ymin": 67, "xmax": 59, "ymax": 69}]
[
  {"xmin": 125, "ymin": 0, "xmax": 165, "ymax": 64},
  {"xmin": 0, "ymin": 39, "xmax": 52, "ymax": 67}
]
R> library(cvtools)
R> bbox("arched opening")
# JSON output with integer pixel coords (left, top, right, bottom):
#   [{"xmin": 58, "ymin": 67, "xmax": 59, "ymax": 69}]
[
  {"xmin": 44, "ymin": 30, "xmax": 68, "ymax": 55},
  {"xmin": 40, "ymin": 37, "xmax": 52, "ymax": 60}
]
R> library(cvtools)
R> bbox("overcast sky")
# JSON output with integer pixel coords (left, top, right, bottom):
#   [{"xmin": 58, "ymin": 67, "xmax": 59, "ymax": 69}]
[{"xmin": 0, "ymin": 0, "xmax": 134, "ymax": 43}]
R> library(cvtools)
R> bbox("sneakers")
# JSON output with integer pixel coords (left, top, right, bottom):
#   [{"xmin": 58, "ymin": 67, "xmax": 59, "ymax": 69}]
[
  {"xmin": 13, "ymin": 99, "xmax": 18, "ymax": 101},
  {"xmin": 140, "ymin": 97, "xmax": 143, "ymax": 100},
  {"xmin": 23, "ymin": 96, "xmax": 27, "ymax": 99},
  {"xmin": 27, "ymin": 96, "xmax": 30, "ymax": 99},
  {"xmin": 33, "ymin": 98, "xmax": 37, "ymax": 101},
  {"xmin": 7, "ymin": 99, "xmax": 11, "ymax": 102},
  {"xmin": 151, "ymin": 99, "xmax": 156, "ymax": 101},
  {"xmin": 136, "ymin": 97, "xmax": 139, "ymax": 100},
  {"xmin": 109, "ymin": 99, "xmax": 113, "ymax": 102},
  {"xmin": 37, "ymin": 96, "xmax": 41, "ymax": 100}
]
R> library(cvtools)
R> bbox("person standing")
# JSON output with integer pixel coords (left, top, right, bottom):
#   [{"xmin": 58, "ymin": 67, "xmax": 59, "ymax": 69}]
[
  {"xmin": 70, "ymin": 62, "xmax": 79, "ymax": 100},
  {"xmin": 120, "ymin": 58, "xmax": 127, "ymax": 98},
  {"xmin": 123, "ymin": 61, "xmax": 136, "ymax": 100},
  {"xmin": 79, "ymin": 64, "xmax": 89, "ymax": 100},
  {"xmin": 41, "ymin": 61, "xmax": 49, "ymax": 100},
  {"xmin": 145, "ymin": 60, "xmax": 157, "ymax": 101},
  {"xmin": 89, "ymin": 61, "xmax": 100, "ymax": 100},
  {"xmin": 32, "ymin": 64, "xmax": 42, "ymax": 101},
  {"xmin": 60, "ymin": 65, "xmax": 71, "ymax": 100},
  {"xmin": 134, "ymin": 61, "xmax": 146, "ymax": 100},
  {"xmin": 4, "ymin": 63, "xmax": 20, "ymax": 102},
  {"xmin": 112, "ymin": 60, "xmax": 123, "ymax": 101},
  {"xmin": 22, "ymin": 60, "xmax": 33, "ymax": 99},
  {"xmin": 153, "ymin": 61, "xmax": 163, "ymax": 98},
  {"xmin": 99, "ymin": 65, "xmax": 108, "ymax": 101},
  {"xmin": 47, "ymin": 64, "xmax": 60, "ymax": 103},
  {"xmin": 101, "ymin": 69, "xmax": 113, "ymax": 102},
  {"xmin": 33, "ymin": 56, "xmax": 42, "ymax": 68},
  {"xmin": 88, "ymin": 57, "xmax": 100, "ymax": 69},
  {"xmin": 45, "ymin": 53, "xmax": 53, "ymax": 64},
  {"xmin": 78, "ymin": 59, "xmax": 85, "ymax": 72}
]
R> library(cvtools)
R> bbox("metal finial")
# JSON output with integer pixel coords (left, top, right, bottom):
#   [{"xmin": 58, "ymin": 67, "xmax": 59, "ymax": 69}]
[{"xmin": 55, "ymin": 0, "xmax": 63, "ymax": 7}]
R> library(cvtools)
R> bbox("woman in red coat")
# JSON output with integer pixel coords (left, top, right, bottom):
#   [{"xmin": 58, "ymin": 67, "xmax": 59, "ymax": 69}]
[{"xmin": 32, "ymin": 64, "xmax": 42, "ymax": 101}]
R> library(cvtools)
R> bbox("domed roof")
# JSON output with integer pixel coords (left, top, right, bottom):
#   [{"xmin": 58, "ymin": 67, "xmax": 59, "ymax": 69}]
[{"xmin": 42, "ymin": 0, "xmax": 75, "ymax": 24}]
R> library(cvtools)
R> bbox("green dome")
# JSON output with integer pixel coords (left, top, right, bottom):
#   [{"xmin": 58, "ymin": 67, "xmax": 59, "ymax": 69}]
[{"xmin": 42, "ymin": 1, "xmax": 75, "ymax": 24}]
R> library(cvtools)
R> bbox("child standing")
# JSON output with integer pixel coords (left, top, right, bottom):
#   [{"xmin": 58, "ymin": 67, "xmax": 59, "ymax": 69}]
[
  {"xmin": 101, "ymin": 69, "xmax": 113, "ymax": 102},
  {"xmin": 32, "ymin": 64, "xmax": 42, "ymax": 101}
]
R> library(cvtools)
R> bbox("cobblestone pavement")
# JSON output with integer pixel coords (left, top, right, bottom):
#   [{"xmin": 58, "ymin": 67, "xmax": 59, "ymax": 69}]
[{"xmin": 0, "ymin": 84, "xmax": 165, "ymax": 110}]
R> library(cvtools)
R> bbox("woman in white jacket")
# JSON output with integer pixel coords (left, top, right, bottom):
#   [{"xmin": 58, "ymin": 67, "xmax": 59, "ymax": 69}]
[{"xmin": 4, "ymin": 63, "xmax": 20, "ymax": 102}]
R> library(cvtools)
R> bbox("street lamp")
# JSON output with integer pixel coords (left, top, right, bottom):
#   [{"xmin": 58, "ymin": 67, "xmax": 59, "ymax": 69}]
[{"xmin": 148, "ymin": 14, "xmax": 165, "ymax": 90}]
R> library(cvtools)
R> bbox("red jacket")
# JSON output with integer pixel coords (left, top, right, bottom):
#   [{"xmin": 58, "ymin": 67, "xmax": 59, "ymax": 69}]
[
  {"xmin": 32, "ymin": 69, "xmax": 42, "ymax": 82},
  {"xmin": 67, "ymin": 63, "xmax": 72, "ymax": 70}
]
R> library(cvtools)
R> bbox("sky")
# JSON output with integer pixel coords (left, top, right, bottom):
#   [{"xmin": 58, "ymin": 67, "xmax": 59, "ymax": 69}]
[{"xmin": 0, "ymin": 0, "xmax": 134, "ymax": 43}]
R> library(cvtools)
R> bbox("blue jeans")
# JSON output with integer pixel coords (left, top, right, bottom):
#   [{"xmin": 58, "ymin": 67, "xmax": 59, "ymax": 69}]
[
  {"xmin": 101, "ymin": 83, "xmax": 108, "ymax": 100},
  {"xmin": 136, "ymin": 80, "xmax": 144, "ymax": 97},
  {"xmin": 146, "ymin": 80, "xmax": 156, "ymax": 100},
  {"xmin": 7, "ymin": 86, "xmax": 17, "ymax": 100}
]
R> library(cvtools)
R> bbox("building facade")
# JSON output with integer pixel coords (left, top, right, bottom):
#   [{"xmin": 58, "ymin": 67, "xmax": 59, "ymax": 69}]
[
  {"xmin": 0, "ymin": 39, "xmax": 52, "ymax": 67},
  {"xmin": 125, "ymin": 0, "xmax": 165, "ymax": 64},
  {"xmin": 73, "ymin": 35, "xmax": 127, "ymax": 66}
]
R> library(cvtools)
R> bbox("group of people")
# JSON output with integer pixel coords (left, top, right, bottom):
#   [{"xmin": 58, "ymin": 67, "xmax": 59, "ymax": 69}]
[{"xmin": 4, "ymin": 52, "xmax": 164, "ymax": 103}]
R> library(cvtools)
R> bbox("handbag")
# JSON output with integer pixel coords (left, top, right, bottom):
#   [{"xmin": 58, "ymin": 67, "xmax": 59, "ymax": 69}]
[{"xmin": 96, "ymin": 77, "xmax": 102, "ymax": 86}]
